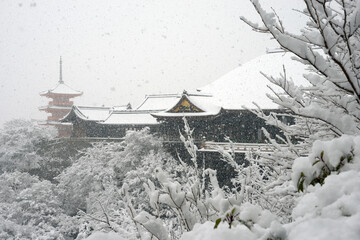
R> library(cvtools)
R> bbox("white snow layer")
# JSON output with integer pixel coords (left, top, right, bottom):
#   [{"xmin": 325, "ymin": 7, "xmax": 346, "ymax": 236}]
[
  {"xmin": 181, "ymin": 221, "xmax": 256, "ymax": 240},
  {"xmin": 102, "ymin": 111, "xmax": 159, "ymax": 125},
  {"xmin": 84, "ymin": 231, "xmax": 125, "ymax": 240},
  {"xmin": 136, "ymin": 94, "xmax": 181, "ymax": 111},
  {"xmin": 185, "ymin": 95, "xmax": 222, "ymax": 113},
  {"xmin": 292, "ymin": 135, "xmax": 360, "ymax": 189},
  {"xmin": 40, "ymin": 82, "xmax": 82, "ymax": 95},
  {"xmin": 74, "ymin": 106, "xmax": 112, "ymax": 121},
  {"xmin": 199, "ymin": 52, "xmax": 308, "ymax": 109},
  {"xmin": 287, "ymin": 170, "xmax": 360, "ymax": 240}
]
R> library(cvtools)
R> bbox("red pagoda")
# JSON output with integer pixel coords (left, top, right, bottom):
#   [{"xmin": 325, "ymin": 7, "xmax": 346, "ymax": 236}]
[{"xmin": 39, "ymin": 57, "xmax": 83, "ymax": 137}]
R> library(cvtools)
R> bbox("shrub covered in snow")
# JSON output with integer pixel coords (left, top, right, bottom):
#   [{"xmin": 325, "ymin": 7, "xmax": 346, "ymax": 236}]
[
  {"xmin": 287, "ymin": 170, "xmax": 360, "ymax": 240},
  {"xmin": 55, "ymin": 128, "xmax": 183, "ymax": 239},
  {"xmin": 0, "ymin": 171, "xmax": 78, "ymax": 240},
  {"xmin": 0, "ymin": 119, "xmax": 57, "ymax": 173},
  {"xmin": 292, "ymin": 135, "xmax": 360, "ymax": 191}
]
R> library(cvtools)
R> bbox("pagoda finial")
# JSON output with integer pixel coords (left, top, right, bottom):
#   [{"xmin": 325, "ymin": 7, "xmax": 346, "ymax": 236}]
[{"xmin": 59, "ymin": 56, "xmax": 64, "ymax": 84}]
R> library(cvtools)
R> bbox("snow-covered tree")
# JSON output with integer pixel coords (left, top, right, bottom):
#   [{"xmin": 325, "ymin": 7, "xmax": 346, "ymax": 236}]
[
  {"xmin": 0, "ymin": 171, "xmax": 78, "ymax": 240},
  {"xmin": 237, "ymin": 0, "xmax": 360, "ymax": 221},
  {"xmin": 0, "ymin": 119, "xmax": 57, "ymax": 174},
  {"xmin": 56, "ymin": 128, "xmax": 182, "ymax": 239},
  {"xmin": 239, "ymin": 0, "xmax": 360, "ymax": 151},
  {"xmin": 121, "ymin": 118, "xmax": 265, "ymax": 239},
  {"xmin": 242, "ymin": 0, "xmax": 360, "ymax": 132},
  {"xmin": 56, "ymin": 142, "xmax": 120, "ymax": 215}
]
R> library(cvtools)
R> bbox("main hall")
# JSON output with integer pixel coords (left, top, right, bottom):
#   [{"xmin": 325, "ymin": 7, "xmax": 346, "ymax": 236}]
[{"xmin": 39, "ymin": 52, "xmax": 306, "ymax": 149}]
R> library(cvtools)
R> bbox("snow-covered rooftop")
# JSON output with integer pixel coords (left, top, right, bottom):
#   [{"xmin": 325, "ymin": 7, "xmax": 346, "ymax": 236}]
[
  {"xmin": 76, "ymin": 106, "xmax": 112, "ymax": 121},
  {"xmin": 39, "ymin": 105, "xmax": 72, "ymax": 110},
  {"xmin": 102, "ymin": 111, "xmax": 159, "ymax": 125},
  {"xmin": 152, "ymin": 93, "xmax": 222, "ymax": 118},
  {"xmin": 199, "ymin": 52, "xmax": 309, "ymax": 110},
  {"xmin": 112, "ymin": 104, "xmax": 131, "ymax": 111},
  {"xmin": 136, "ymin": 94, "xmax": 181, "ymax": 111},
  {"xmin": 40, "ymin": 82, "xmax": 83, "ymax": 96},
  {"xmin": 61, "ymin": 106, "xmax": 112, "ymax": 122},
  {"xmin": 188, "ymin": 94, "xmax": 221, "ymax": 113}
]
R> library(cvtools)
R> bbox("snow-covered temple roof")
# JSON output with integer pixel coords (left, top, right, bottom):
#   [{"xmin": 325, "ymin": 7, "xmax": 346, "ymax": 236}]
[
  {"xmin": 198, "ymin": 52, "xmax": 308, "ymax": 110},
  {"xmin": 101, "ymin": 110, "xmax": 159, "ymax": 125},
  {"xmin": 40, "ymin": 58, "xmax": 83, "ymax": 97},
  {"xmin": 112, "ymin": 104, "xmax": 131, "ymax": 111},
  {"xmin": 62, "ymin": 106, "xmax": 112, "ymax": 122},
  {"xmin": 39, "ymin": 105, "xmax": 72, "ymax": 111},
  {"xmin": 40, "ymin": 82, "xmax": 83, "ymax": 97},
  {"xmin": 152, "ymin": 92, "xmax": 222, "ymax": 118},
  {"xmin": 61, "ymin": 52, "xmax": 310, "ymax": 129},
  {"xmin": 136, "ymin": 94, "xmax": 181, "ymax": 111}
]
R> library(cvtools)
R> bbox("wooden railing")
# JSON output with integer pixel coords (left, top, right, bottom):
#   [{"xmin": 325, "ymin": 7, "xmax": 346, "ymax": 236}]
[
  {"xmin": 200, "ymin": 141, "xmax": 276, "ymax": 153},
  {"xmin": 58, "ymin": 137, "xmax": 299, "ymax": 154}
]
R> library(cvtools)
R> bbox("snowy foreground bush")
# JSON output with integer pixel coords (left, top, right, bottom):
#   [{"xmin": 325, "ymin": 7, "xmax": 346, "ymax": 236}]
[
  {"xmin": 181, "ymin": 171, "xmax": 360, "ymax": 240},
  {"xmin": 178, "ymin": 135, "xmax": 360, "ymax": 240}
]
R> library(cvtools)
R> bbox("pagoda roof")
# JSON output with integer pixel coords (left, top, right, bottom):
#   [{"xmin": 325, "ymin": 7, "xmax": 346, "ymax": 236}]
[
  {"xmin": 198, "ymin": 52, "xmax": 309, "ymax": 110},
  {"xmin": 39, "ymin": 105, "xmax": 72, "ymax": 111},
  {"xmin": 101, "ymin": 110, "xmax": 159, "ymax": 125},
  {"xmin": 40, "ymin": 82, "xmax": 83, "ymax": 97},
  {"xmin": 152, "ymin": 92, "xmax": 222, "ymax": 119},
  {"xmin": 61, "ymin": 106, "xmax": 112, "ymax": 122}
]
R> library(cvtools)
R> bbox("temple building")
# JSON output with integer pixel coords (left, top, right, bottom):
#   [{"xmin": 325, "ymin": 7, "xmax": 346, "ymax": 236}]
[
  {"xmin": 61, "ymin": 52, "xmax": 306, "ymax": 145},
  {"xmin": 39, "ymin": 58, "xmax": 83, "ymax": 137},
  {"xmin": 62, "ymin": 94, "xmax": 178, "ymax": 138}
]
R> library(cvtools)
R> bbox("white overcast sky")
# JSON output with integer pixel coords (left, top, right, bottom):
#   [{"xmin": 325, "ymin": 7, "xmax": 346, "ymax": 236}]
[{"xmin": 0, "ymin": 0, "xmax": 306, "ymax": 126}]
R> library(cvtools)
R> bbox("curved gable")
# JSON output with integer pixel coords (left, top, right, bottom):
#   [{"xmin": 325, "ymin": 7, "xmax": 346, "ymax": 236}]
[{"xmin": 168, "ymin": 95, "xmax": 204, "ymax": 113}]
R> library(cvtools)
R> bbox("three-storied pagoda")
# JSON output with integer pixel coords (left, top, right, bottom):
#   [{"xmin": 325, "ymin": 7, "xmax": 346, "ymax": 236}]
[{"xmin": 39, "ymin": 57, "xmax": 83, "ymax": 137}]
